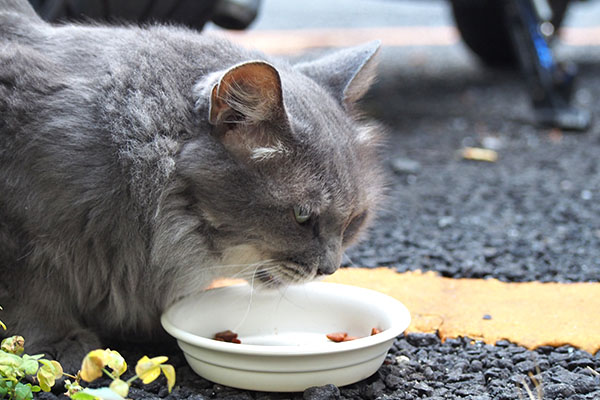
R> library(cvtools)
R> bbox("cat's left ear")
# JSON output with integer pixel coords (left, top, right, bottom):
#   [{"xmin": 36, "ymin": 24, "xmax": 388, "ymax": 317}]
[
  {"xmin": 295, "ymin": 41, "xmax": 381, "ymax": 109},
  {"xmin": 208, "ymin": 61, "xmax": 285, "ymax": 125}
]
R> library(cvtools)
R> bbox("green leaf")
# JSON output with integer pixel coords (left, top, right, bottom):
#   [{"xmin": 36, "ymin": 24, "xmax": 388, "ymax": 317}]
[
  {"xmin": 20, "ymin": 359, "xmax": 39, "ymax": 376},
  {"xmin": 0, "ymin": 352, "xmax": 23, "ymax": 368},
  {"xmin": 70, "ymin": 391, "xmax": 101, "ymax": 400},
  {"xmin": 0, "ymin": 365, "xmax": 16, "ymax": 378},
  {"xmin": 37, "ymin": 365, "xmax": 57, "ymax": 392},
  {"xmin": 14, "ymin": 382, "xmax": 33, "ymax": 400},
  {"xmin": 21, "ymin": 354, "xmax": 43, "ymax": 361},
  {"xmin": 73, "ymin": 387, "xmax": 125, "ymax": 400}
]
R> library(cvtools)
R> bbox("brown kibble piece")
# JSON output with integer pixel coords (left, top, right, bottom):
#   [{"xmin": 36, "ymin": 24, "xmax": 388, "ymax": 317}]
[
  {"xmin": 343, "ymin": 336, "xmax": 359, "ymax": 341},
  {"xmin": 214, "ymin": 329, "xmax": 241, "ymax": 343},
  {"xmin": 326, "ymin": 332, "xmax": 348, "ymax": 342},
  {"xmin": 371, "ymin": 328, "xmax": 381, "ymax": 335}
]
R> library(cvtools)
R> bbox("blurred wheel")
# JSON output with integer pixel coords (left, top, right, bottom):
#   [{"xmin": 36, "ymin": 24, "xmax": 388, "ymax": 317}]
[
  {"xmin": 450, "ymin": 0, "xmax": 569, "ymax": 68},
  {"xmin": 29, "ymin": 0, "xmax": 218, "ymax": 30}
]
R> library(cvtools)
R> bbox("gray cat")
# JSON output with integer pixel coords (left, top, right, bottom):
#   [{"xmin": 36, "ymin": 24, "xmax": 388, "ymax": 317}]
[{"xmin": 0, "ymin": 0, "xmax": 384, "ymax": 371}]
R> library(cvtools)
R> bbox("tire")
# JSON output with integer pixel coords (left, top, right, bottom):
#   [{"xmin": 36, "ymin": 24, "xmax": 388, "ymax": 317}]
[
  {"xmin": 450, "ymin": 0, "xmax": 569, "ymax": 68},
  {"xmin": 28, "ymin": 0, "xmax": 218, "ymax": 30}
]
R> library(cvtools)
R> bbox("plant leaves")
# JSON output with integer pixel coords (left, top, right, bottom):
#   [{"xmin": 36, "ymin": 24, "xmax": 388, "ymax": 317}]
[
  {"xmin": 39, "ymin": 359, "xmax": 63, "ymax": 379},
  {"xmin": 20, "ymin": 358, "xmax": 39, "ymax": 376},
  {"xmin": 106, "ymin": 350, "xmax": 127, "ymax": 378},
  {"xmin": 37, "ymin": 360, "xmax": 63, "ymax": 392},
  {"xmin": 109, "ymin": 379, "xmax": 129, "ymax": 398},
  {"xmin": 1, "ymin": 336, "xmax": 25, "ymax": 355},
  {"xmin": 80, "ymin": 349, "xmax": 109, "ymax": 382},
  {"xmin": 24, "ymin": 354, "xmax": 44, "ymax": 361},
  {"xmin": 0, "ymin": 365, "xmax": 16, "ymax": 378},
  {"xmin": 70, "ymin": 390, "xmax": 102, "ymax": 400},
  {"xmin": 37, "ymin": 368, "xmax": 53, "ymax": 392},
  {"xmin": 0, "ymin": 305, "xmax": 6, "ymax": 331},
  {"xmin": 13, "ymin": 382, "xmax": 33, "ymax": 400},
  {"xmin": 74, "ymin": 387, "xmax": 125, "ymax": 400},
  {"xmin": 135, "ymin": 356, "xmax": 168, "ymax": 384},
  {"xmin": 65, "ymin": 378, "xmax": 85, "ymax": 397},
  {"xmin": 160, "ymin": 364, "xmax": 176, "ymax": 392}
]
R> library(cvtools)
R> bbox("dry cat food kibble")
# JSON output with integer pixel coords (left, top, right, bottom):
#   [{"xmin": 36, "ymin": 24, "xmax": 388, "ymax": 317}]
[
  {"xmin": 327, "ymin": 328, "xmax": 382, "ymax": 342},
  {"xmin": 213, "ymin": 329, "xmax": 241, "ymax": 344},
  {"xmin": 213, "ymin": 327, "xmax": 382, "ymax": 344}
]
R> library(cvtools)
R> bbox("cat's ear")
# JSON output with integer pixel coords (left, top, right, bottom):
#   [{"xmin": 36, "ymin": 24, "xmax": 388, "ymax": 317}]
[
  {"xmin": 208, "ymin": 61, "xmax": 285, "ymax": 125},
  {"xmin": 295, "ymin": 41, "xmax": 380, "ymax": 109}
]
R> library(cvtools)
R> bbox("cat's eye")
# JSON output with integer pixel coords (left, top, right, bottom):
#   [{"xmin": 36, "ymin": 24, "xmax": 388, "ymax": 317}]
[{"xmin": 293, "ymin": 206, "xmax": 311, "ymax": 225}]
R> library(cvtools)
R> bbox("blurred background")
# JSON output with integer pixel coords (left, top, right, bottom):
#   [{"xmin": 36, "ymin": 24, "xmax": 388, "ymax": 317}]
[{"xmin": 30, "ymin": 0, "xmax": 600, "ymax": 131}]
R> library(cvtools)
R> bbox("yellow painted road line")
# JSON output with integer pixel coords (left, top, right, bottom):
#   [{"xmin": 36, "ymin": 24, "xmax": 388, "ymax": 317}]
[
  {"xmin": 211, "ymin": 26, "xmax": 460, "ymax": 53},
  {"xmin": 324, "ymin": 268, "xmax": 600, "ymax": 354},
  {"xmin": 211, "ymin": 26, "xmax": 600, "ymax": 54}
]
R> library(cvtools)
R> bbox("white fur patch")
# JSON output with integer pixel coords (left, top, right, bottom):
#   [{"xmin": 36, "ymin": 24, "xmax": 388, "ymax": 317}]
[
  {"xmin": 250, "ymin": 140, "xmax": 288, "ymax": 161},
  {"xmin": 355, "ymin": 125, "xmax": 374, "ymax": 144},
  {"xmin": 221, "ymin": 244, "xmax": 263, "ymax": 267}
]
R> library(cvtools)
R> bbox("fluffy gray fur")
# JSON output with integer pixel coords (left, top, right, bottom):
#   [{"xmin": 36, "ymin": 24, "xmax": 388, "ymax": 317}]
[{"xmin": 0, "ymin": 0, "xmax": 384, "ymax": 370}]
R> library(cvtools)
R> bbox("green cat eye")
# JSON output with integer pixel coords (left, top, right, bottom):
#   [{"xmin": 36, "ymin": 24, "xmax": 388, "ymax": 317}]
[{"xmin": 293, "ymin": 206, "xmax": 311, "ymax": 224}]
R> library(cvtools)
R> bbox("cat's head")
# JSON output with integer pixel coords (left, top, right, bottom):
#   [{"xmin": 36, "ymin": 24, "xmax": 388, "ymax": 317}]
[{"xmin": 176, "ymin": 41, "xmax": 384, "ymax": 288}]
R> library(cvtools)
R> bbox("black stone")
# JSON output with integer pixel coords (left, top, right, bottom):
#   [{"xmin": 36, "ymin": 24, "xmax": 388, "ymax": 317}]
[{"xmin": 303, "ymin": 384, "xmax": 340, "ymax": 400}]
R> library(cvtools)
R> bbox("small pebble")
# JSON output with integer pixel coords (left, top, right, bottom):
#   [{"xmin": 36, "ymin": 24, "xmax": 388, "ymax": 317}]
[{"xmin": 390, "ymin": 157, "xmax": 421, "ymax": 175}]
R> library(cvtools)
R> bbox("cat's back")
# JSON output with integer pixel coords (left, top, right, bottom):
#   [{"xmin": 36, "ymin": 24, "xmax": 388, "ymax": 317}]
[
  {"xmin": 0, "ymin": 5, "xmax": 260, "ymax": 227},
  {"xmin": 1, "ymin": 11, "xmax": 249, "ymax": 97},
  {"xmin": 0, "ymin": 6, "xmax": 255, "ymax": 155}
]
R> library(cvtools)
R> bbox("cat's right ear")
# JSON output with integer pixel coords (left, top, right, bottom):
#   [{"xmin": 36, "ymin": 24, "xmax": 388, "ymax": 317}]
[
  {"xmin": 206, "ymin": 61, "xmax": 286, "ymax": 126},
  {"xmin": 295, "ymin": 41, "xmax": 380, "ymax": 111}
]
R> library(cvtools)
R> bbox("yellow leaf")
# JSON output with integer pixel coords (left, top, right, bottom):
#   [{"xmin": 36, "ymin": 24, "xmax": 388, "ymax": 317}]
[
  {"xmin": 37, "ymin": 366, "xmax": 55, "ymax": 392},
  {"xmin": 109, "ymin": 379, "xmax": 130, "ymax": 398},
  {"xmin": 50, "ymin": 360, "xmax": 64, "ymax": 379},
  {"xmin": 150, "ymin": 356, "xmax": 168, "ymax": 364},
  {"xmin": 80, "ymin": 349, "xmax": 109, "ymax": 382},
  {"xmin": 106, "ymin": 350, "xmax": 127, "ymax": 378},
  {"xmin": 160, "ymin": 364, "xmax": 176, "ymax": 392},
  {"xmin": 135, "ymin": 355, "xmax": 168, "ymax": 384},
  {"xmin": 140, "ymin": 365, "xmax": 161, "ymax": 384}
]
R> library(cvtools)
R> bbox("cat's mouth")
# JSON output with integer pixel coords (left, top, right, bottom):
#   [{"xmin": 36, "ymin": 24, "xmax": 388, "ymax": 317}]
[{"xmin": 253, "ymin": 261, "xmax": 316, "ymax": 288}]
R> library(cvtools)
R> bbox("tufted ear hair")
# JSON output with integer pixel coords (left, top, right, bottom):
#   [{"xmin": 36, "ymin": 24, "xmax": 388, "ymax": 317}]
[
  {"xmin": 208, "ymin": 61, "xmax": 286, "ymax": 126},
  {"xmin": 294, "ymin": 41, "xmax": 381, "ymax": 110},
  {"xmin": 192, "ymin": 61, "xmax": 290, "ymax": 162}
]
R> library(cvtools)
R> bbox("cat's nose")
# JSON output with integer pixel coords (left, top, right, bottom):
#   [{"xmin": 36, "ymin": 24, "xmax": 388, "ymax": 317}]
[
  {"xmin": 317, "ymin": 245, "xmax": 342, "ymax": 275},
  {"xmin": 317, "ymin": 264, "xmax": 337, "ymax": 276}
]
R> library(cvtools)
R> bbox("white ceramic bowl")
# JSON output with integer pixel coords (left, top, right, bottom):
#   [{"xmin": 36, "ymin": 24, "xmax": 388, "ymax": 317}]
[{"xmin": 161, "ymin": 282, "xmax": 410, "ymax": 392}]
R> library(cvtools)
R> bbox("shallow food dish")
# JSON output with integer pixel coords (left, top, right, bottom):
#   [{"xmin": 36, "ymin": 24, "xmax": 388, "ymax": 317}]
[{"xmin": 161, "ymin": 282, "xmax": 411, "ymax": 392}]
